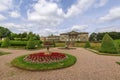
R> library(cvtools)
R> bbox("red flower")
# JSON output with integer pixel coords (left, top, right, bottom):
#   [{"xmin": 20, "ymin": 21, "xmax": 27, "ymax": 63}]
[{"xmin": 24, "ymin": 52, "xmax": 66, "ymax": 64}]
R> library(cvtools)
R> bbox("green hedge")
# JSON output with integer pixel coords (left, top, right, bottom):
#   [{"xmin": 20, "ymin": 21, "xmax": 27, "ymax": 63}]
[
  {"xmin": 10, "ymin": 41, "xmax": 27, "ymax": 46},
  {"xmin": 14, "ymin": 38, "xmax": 28, "ymax": 41},
  {"xmin": 0, "ymin": 40, "xmax": 42, "ymax": 47}
]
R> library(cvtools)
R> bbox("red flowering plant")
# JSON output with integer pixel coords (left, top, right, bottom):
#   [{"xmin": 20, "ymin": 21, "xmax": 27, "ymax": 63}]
[{"xmin": 24, "ymin": 52, "xmax": 67, "ymax": 64}]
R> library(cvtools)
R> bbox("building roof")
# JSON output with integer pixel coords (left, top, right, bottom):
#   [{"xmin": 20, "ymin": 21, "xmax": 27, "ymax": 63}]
[
  {"xmin": 47, "ymin": 35, "xmax": 60, "ymax": 38},
  {"xmin": 68, "ymin": 31, "xmax": 79, "ymax": 34},
  {"xmin": 60, "ymin": 31, "xmax": 88, "ymax": 35}
]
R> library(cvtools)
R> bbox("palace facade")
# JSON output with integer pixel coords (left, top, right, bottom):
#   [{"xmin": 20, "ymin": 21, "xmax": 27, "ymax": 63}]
[
  {"xmin": 60, "ymin": 31, "xmax": 89, "ymax": 42},
  {"xmin": 41, "ymin": 31, "xmax": 89, "ymax": 42}
]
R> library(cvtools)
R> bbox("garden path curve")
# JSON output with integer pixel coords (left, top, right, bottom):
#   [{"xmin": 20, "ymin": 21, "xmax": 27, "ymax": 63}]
[{"xmin": 0, "ymin": 48, "xmax": 120, "ymax": 80}]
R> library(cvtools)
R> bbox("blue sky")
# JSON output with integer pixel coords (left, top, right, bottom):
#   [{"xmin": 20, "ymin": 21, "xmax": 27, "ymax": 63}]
[{"xmin": 0, "ymin": 0, "xmax": 120, "ymax": 36}]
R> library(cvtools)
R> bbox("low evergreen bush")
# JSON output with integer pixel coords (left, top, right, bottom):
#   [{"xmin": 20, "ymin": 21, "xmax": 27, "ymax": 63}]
[{"xmin": 84, "ymin": 41, "xmax": 91, "ymax": 48}]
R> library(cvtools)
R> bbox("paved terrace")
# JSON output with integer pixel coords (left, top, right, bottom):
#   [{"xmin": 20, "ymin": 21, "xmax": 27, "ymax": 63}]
[{"xmin": 0, "ymin": 48, "xmax": 120, "ymax": 80}]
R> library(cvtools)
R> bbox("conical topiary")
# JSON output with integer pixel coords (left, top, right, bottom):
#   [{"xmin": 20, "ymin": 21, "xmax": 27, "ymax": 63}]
[
  {"xmin": 100, "ymin": 33, "xmax": 119, "ymax": 54},
  {"xmin": 26, "ymin": 37, "xmax": 35, "ymax": 49},
  {"xmin": 84, "ymin": 41, "xmax": 91, "ymax": 48},
  {"xmin": 1, "ymin": 37, "xmax": 10, "ymax": 48}
]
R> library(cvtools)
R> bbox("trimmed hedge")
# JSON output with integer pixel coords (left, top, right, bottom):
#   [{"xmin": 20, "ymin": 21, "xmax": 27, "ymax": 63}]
[
  {"xmin": 100, "ymin": 34, "xmax": 119, "ymax": 54},
  {"xmin": 14, "ymin": 38, "xmax": 28, "ymax": 41},
  {"xmin": 10, "ymin": 41, "xmax": 27, "ymax": 46},
  {"xmin": 1, "ymin": 37, "xmax": 10, "ymax": 48}
]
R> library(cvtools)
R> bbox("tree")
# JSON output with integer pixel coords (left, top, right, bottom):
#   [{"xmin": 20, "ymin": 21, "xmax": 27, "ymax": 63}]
[
  {"xmin": 27, "ymin": 32, "xmax": 33, "ymax": 40},
  {"xmin": 1, "ymin": 37, "xmax": 10, "ymax": 48},
  {"xmin": 89, "ymin": 33, "xmax": 97, "ymax": 41},
  {"xmin": 89, "ymin": 32, "xmax": 120, "ymax": 42},
  {"xmin": 100, "ymin": 34, "xmax": 119, "ymax": 54},
  {"xmin": 0, "ymin": 26, "xmax": 11, "ymax": 39},
  {"xmin": 10, "ymin": 33, "xmax": 18, "ymax": 40},
  {"xmin": 21, "ymin": 32, "xmax": 27, "ymax": 38}
]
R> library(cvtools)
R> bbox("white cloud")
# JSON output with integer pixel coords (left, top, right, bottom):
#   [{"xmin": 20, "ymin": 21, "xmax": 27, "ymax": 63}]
[
  {"xmin": 0, "ymin": 14, "xmax": 6, "ymax": 21},
  {"xmin": 64, "ymin": 0, "xmax": 95, "ymax": 18},
  {"xmin": 0, "ymin": 23, "xmax": 31, "ymax": 33},
  {"xmin": 99, "ymin": 7, "xmax": 120, "ymax": 22},
  {"xmin": 27, "ymin": 0, "xmax": 64, "ymax": 27},
  {"xmin": 71, "ymin": 25, "xmax": 88, "ymax": 31},
  {"xmin": 96, "ymin": 26, "xmax": 120, "ymax": 32},
  {"xmin": 9, "ymin": 11, "xmax": 21, "ymax": 18},
  {"xmin": 95, "ymin": 0, "xmax": 108, "ymax": 8},
  {"xmin": 0, "ymin": 0, "xmax": 13, "ymax": 12},
  {"xmin": 27, "ymin": 0, "xmax": 97, "ymax": 27}
]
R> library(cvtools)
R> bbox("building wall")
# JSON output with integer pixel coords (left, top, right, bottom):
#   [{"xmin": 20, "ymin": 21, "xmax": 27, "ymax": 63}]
[
  {"xmin": 60, "ymin": 34, "xmax": 69, "ymax": 41},
  {"xmin": 78, "ymin": 34, "xmax": 89, "ymax": 41},
  {"xmin": 60, "ymin": 33, "xmax": 88, "ymax": 42},
  {"xmin": 47, "ymin": 36, "xmax": 60, "ymax": 41}
]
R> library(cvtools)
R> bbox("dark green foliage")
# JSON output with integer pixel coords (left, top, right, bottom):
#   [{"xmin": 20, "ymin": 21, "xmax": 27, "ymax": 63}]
[
  {"xmin": 34, "ymin": 40, "xmax": 42, "ymax": 48},
  {"xmin": 14, "ymin": 38, "xmax": 28, "ymax": 41},
  {"xmin": 26, "ymin": 37, "xmax": 35, "ymax": 49},
  {"xmin": 89, "ymin": 33, "xmax": 97, "ymax": 41},
  {"xmin": 100, "ymin": 34, "xmax": 119, "ymax": 54},
  {"xmin": 1, "ymin": 37, "xmax": 10, "ymax": 48},
  {"xmin": 84, "ymin": 41, "xmax": 91, "ymax": 48},
  {"xmin": 0, "ymin": 26, "xmax": 11, "ymax": 38},
  {"xmin": 89, "ymin": 32, "xmax": 120, "ymax": 41},
  {"xmin": 10, "ymin": 41, "xmax": 27, "ymax": 46}
]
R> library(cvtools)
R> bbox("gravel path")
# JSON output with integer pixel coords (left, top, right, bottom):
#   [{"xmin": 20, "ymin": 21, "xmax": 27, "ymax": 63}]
[{"xmin": 0, "ymin": 48, "xmax": 120, "ymax": 80}]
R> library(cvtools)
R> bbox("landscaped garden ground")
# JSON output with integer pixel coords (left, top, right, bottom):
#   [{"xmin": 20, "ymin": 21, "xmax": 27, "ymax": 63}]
[
  {"xmin": 1, "ymin": 32, "xmax": 120, "ymax": 80},
  {"xmin": 1, "ymin": 48, "xmax": 120, "ymax": 80}
]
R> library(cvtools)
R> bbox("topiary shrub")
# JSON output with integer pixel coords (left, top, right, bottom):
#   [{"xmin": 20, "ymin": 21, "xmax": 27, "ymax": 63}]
[
  {"xmin": 26, "ymin": 37, "xmax": 35, "ymax": 49},
  {"xmin": 84, "ymin": 41, "xmax": 91, "ymax": 48},
  {"xmin": 100, "ymin": 33, "xmax": 119, "ymax": 54},
  {"xmin": 1, "ymin": 37, "xmax": 10, "ymax": 48},
  {"xmin": 34, "ymin": 40, "xmax": 42, "ymax": 48}
]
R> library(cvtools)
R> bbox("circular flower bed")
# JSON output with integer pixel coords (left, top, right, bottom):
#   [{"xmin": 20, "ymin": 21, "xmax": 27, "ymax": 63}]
[
  {"xmin": 11, "ymin": 52, "xmax": 76, "ymax": 71},
  {"xmin": 24, "ymin": 52, "xmax": 66, "ymax": 64}
]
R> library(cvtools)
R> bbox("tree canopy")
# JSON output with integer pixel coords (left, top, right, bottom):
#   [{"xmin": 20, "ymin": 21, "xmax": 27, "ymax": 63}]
[
  {"xmin": 0, "ymin": 26, "xmax": 11, "ymax": 38},
  {"xmin": 89, "ymin": 32, "xmax": 120, "ymax": 41}
]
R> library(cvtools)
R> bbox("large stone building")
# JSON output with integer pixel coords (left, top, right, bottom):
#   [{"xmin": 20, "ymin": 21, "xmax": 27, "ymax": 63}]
[
  {"xmin": 46, "ymin": 35, "xmax": 60, "ymax": 41},
  {"xmin": 60, "ymin": 31, "xmax": 89, "ymax": 42},
  {"xmin": 41, "ymin": 31, "xmax": 89, "ymax": 42}
]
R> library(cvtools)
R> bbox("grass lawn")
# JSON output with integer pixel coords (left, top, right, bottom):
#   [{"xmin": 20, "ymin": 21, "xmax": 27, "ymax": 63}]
[
  {"xmin": 55, "ymin": 42, "xmax": 65, "ymax": 47},
  {"xmin": 87, "ymin": 48, "xmax": 120, "ymax": 56},
  {"xmin": 0, "ymin": 51, "xmax": 11, "ymax": 56},
  {"xmin": 11, "ymin": 54, "xmax": 77, "ymax": 71}
]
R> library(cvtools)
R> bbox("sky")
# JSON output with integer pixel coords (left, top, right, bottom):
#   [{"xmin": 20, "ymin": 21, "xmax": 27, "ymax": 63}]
[{"xmin": 0, "ymin": 0, "xmax": 120, "ymax": 36}]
